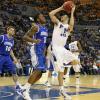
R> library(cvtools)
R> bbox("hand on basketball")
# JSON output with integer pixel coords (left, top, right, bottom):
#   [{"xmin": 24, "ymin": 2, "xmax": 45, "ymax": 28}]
[
  {"xmin": 62, "ymin": 1, "xmax": 75, "ymax": 13},
  {"xmin": 71, "ymin": 5, "xmax": 76, "ymax": 13}
]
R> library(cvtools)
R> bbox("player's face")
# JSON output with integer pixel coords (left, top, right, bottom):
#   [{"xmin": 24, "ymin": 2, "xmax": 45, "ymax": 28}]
[
  {"xmin": 61, "ymin": 15, "xmax": 69, "ymax": 23},
  {"xmin": 38, "ymin": 14, "xmax": 46, "ymax": 24},
  {"xmin": 7, "ymin": 27, "xmax": 15, "ymax": 36}
]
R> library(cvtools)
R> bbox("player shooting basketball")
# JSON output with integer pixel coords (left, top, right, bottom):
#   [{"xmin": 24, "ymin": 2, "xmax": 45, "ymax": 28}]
[{"xmin": 49, "ymin": 2, "xmax": 79, "ymax": 99}]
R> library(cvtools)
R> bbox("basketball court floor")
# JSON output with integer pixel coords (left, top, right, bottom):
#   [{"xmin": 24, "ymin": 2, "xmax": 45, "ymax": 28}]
[{"xmin": 0, "ymin": 74, "xmax": 100, "ymax": 100}]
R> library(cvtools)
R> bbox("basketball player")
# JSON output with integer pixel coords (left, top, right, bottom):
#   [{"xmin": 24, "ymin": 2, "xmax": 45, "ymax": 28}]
[
  {"xmin": 20, "ymin": 13, "xmax": 48, "ymax": 100},
  {"xmin": 64, "ymin": 35, "xmax": 82, "ymax": 84},
  {"xmin": 0, "ymin": 26, "xmax": 21, "ymax": 92},
  {"xmin": 49, "ymin": 5, "xmax": 77, "ymax": 99}
]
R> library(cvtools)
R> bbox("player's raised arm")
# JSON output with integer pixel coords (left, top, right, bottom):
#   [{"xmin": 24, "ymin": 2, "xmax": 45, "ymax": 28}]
[
  {"xmin": 23, "ymin": 23, "xmax": 40, "ymax": 44},
  {"xmin": 49, "ymin": 6, "xmax": 63, "ymax": 25},
  {"xmin": 69, "ymin": 5, "xmax": 75, "ymax": 32}
]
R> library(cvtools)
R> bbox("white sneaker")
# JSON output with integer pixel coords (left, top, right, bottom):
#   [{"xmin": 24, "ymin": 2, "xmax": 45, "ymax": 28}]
[
  {"xmin": 60, "ymin": 89, "xmax": 72, "ymax": 100},
  {"xmin": 22, "ymin": 89, "xmax": 32, "ymax": 100},
  {"xmin": 44, "ymin": 81, "xmax": 51, "ymax": 87},
  {"xmin": 16, "ymin": 84, "xmax": 24, "ymax": 97}
]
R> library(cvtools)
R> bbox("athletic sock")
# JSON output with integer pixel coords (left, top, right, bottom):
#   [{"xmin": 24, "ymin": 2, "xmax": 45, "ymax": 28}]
[
  {"xmin": 15, "ymin": 81, "xmax": 21, "ymax": 86},
  {"xmin": 24, "ymin": 82, "xmax": 31, "ymax": 90},
  {"xmin": 59, "ymin": 86, "xmax": 64, "ymax": 90}
]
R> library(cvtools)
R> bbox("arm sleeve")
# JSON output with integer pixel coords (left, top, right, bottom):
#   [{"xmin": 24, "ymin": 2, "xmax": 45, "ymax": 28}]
[{"xmin": 0, "ymin": 35, "xmax": 4, "ymax": 44}]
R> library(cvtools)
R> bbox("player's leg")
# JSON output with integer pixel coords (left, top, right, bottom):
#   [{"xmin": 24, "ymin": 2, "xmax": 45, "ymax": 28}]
[
  {"xmin": 56, "ymin": 61, "xmax": 64, "ymax": 89},
  {"xmin": 63, "ymin": 66, "xmax": 71, "ymax": 79},
  {"xmin": 20, "ymin": 69, "xmax": 42, "ymax": 100},
  {"xmin": 54, "ymin": 58, "xmax": 71, "ymax": 99},
  {"xmin": 0, "ymin": 55, "xmax": 5, "ymax": 75},
  {"xmin": 25, "ymin": 53, "xmax": 45, "ymax": 84},
  {"xmin": 58, "ymin": 68, "xmax": 71, "ymax": 99},
  {"xmin": 53, "ymin": 50, "xmax": 64, "ymax": 89},
  {"xmin": 58, "ymin": 71, "xmax": 64, "ymax": 87},
  {"xmin": 72, "ymin": 63, "xmax": 81, "ymax": 76},
  {"xmin": 52, "ymin": 47, "xmax": 71, "ymax": 99},
  {"xmin": 64, "ymin": 67, "xmax": 68, "ymax": 76},
  {"xmin": 25, "ymin": 46, "xmax": 44, "ymax": 87},
  {"xmin": 5, "ymin": 56, "xmax": 22, "ymax": 94},
  {"xmin": 55, "ymin": 60, "xmax": 64, "ymax": 92},
  {"xmin": 5, "ymin": 56, "xmax": 18, "ymax": 84},
  {"xmin": 72, "ymin": 60, "xmax": 81, "ymax": 84},
  {"xmin": 64, "ymin": 49, "xmax": 80, "ymax": 86},
  {"xmin": 22, "ymin": 54, "xmax": 46, "ymax": 100},
  {"xmin": 45, "ymin": 70, "xmax": 53, "ymax": 87},
  {"xmin": 46, "ymin": 59, "xmax": 55, "ymax": 86}
]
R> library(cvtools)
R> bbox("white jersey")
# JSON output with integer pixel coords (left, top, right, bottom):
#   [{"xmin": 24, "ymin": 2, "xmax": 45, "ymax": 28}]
[
  {"xmin": 69, "ymin": 41, "xmax": 78, "ymax": 52},
  {"xmin": 52, "ymin": 22, "xmax": 70, "ymax": 47},
  {"xmin": 27, "ymin": 35, "xmax": 35, "ymax": 46}
]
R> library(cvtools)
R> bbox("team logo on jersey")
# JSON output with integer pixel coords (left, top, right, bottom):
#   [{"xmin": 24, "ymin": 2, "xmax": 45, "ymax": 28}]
[
  {"xmin": 41, "ymin": 32, "xmax": 48, "ymax": 36},
  {"xmin": 59, "ymin": 24, "xmax": 63, "ymax": 28},
  {"xmin": 4, "ymin": 42, "xmax": 13, "ymax": 47},
  {"xmin": 59, "ymin": 24, "xmax": 68, "ymax": 37}
]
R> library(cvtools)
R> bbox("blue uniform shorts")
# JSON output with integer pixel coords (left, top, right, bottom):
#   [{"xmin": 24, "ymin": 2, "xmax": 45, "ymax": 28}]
[
  {"xmin": 33, "ymin": 45, "xmax": 47, "ymax": 72},
  {"xmin": 48, "ymin": 61, "xmax": 54, "ymax": 71},
  {"xmin": 0, "ymin": 55, "xmax": 16, "ymax": 74},
  {"xmin": 35, "ymin": 53, "xmax": 47, "ymax": 72}
]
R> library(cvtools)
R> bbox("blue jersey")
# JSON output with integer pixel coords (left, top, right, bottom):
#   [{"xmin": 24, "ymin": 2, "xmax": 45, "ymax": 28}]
[
  {"xmin": 0, "ymin": 34, "xmax": 14, "ymax": 56},
  {"xmin": 34, "ymin": 24, "xmax": 48, "ymax": 54}
]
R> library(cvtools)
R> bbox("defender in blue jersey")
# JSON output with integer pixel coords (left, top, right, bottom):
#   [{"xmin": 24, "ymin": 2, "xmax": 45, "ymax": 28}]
[
  {"xmin": 0, "ymin": 26, "xmax": 22, "ymax": 92},
  {"xmin": 21, "ymin": 13, "xmax": 48, "ymax": 100}
]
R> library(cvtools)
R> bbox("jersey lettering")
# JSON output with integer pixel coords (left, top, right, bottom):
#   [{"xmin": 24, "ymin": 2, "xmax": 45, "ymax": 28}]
[{"xmin": 6, "ymin": 46, "xmax": 11, "ymax": 51}]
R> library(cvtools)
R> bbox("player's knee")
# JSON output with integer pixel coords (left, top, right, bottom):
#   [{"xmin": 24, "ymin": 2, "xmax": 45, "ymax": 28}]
[
  {"xmin": 12, "ymin": 73, "xmax": 17, "ymax": 77},
  {"xmin": 71, "ymin": 60, "xmax": 79, "ymax": 65},
  {"xmin": 54, "ymin": 62, "xmax": 64, "ymax": 72},
  {"xmin": 55, "ymin": 66, "xmax": 64, "ymax": 72},
  {"xmin": 73, "ymin": 65, "xmax": 81, "ymax": 73}
]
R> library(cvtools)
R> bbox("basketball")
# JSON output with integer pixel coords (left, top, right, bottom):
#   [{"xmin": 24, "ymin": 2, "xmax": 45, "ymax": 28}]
[{"xmin": 63, "ymin": 1, "xmax": 74, "ymax": 13}]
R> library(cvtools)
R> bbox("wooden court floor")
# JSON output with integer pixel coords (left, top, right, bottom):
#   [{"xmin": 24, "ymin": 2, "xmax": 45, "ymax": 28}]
[{"xmin": 0, "ymin": 74, "xmax": 100, "ymax": 100}]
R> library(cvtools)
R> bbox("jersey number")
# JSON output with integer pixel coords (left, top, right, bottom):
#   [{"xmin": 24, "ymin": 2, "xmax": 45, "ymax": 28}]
[
  {"xmin": 6, "ymin": 46, "xmax": 11, "ymax": 51},
  {"xmin": 70, "ymin": 45, "xmax": 75, "ymax": 50},
  {"xmin": 60, "ymin": 28, "xmax": 67, "ymax": 37},
  {"xmin": 44, "ymin": 37, "xmax": 46, "ymax": 43},
  {"xmin": 60, "ymin": 34, "xmax": 66, "ymax": 37}
]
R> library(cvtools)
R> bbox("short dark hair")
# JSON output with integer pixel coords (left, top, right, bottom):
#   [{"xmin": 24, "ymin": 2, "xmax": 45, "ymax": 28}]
[
  {"xmin": 34, "ymin": 12, "xmax": 41, "ymax": 22},
  {"xmin": 60, "ymin": 11, "xmax": 68, "ymax": 16}
]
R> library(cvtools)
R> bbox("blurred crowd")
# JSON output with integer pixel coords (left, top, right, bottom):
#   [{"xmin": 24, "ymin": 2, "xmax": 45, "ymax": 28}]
[{"xmin": 0, "ymin": 0, "xmax": 100, "ymax": 76}]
